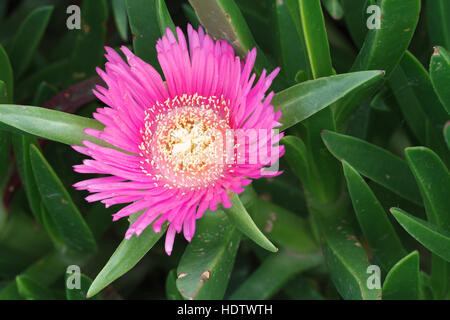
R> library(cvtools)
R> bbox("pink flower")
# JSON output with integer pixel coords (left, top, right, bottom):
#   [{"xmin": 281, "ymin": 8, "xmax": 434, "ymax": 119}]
[{"xmin": 72, "ymin": 25, "xmax": 284, "ymax": 255}]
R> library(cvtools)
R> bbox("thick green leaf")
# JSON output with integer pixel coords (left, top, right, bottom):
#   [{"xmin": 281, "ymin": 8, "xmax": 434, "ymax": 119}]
[
  {"xmin": 87, "ymin": 212, "xmax": 167, "ymax": 298},
  {"xmin": 382, "ymin": 251, "xmax": 420, "ymax": 300},
  {"xmin": 156, "ymin": 0, "xmax": 175, "ymax": 35},
  {"xmin": 166, "ymin": 269, "xmax": 183, "ymax": 300},
  {"xmin": 297, "ymin": 0, "xmax": 340, "ymax": 204},
  {"xmin": 322, "ymin": 130, "xmax": 422, "ymax": 205},
  {"xmin": 176, "ymin": 210, "xmax": 240, "ymax": 300},
  {"xmin": 272, "ymin": 71, "xmax": 384, "ymax": 130},
  {"xmin": 430, "ymin": 46, "xmax": 450, "ymax": 115},
  {"xmin": 427, "ymin": 0, "xmax": 450, "ymax": 50},
  {"xmin": 283, "ymin": 276, "xmax": 324, "ymax": 300},
  {"xmin": 342, "ymin": 160, "xmax": 406, "ymax": 270},
  {"xmin": 65, "ymin": 0, "xmax": 107, "ymax": 86},
  {"xmin": 66, "ymin": 274, "xmax": 100, "ymax": 300},
  {"xmin": 16, "ymin": 275, "xmax": 56, "ymax": 300},
  {"xmin": 112, "ymin": 0, "xmax": 129, "ymax": 41},
  {"xmin": 29, "ymin": 145, "xmax": 97, "ymax": 254},
  {"xmin": 319, "ymin": 216, "xmax": 381, "ymax": 300},
  {"xmin": 251, "ymin": 199, "xmax": 318, "ymax": 254},
  {"xmin": 0, "ymin": 104, "xmax": 105, "ymax": 146},
  {"xmin": 8, "ymin": 6, "xmax": 53, "ymax": 78},
  {"xmin": 405, "ymin": 147, "xmax": 450, "ymax": 231},
  {"xmin": 298, "ymin": 0, "xmax": 333, "ymax": 78},
  {"xmin": 0, "ymin": 45, "xmax": 13, "ymax": 102},
  {"xmin": 272, "ymin": 0, "xmax": 309, "ymax": 84},
  {"xmin": 229, "ymin": 249, "xmax": 322, "ymax": 300},
  {"xmin": 335, "ymin": 0, "xmax": 420, "ymax": 127},
  {"xmin": 126, "ymin": 0, "xmax": 163, "ymax": 69},
  {"xmin": 188, "ymin": 0, "xmax": 275, "ymax": 79},
  {"xmin": 224, "ymin": 193, "xmax": 277, "ymax": 252},
  {"xmin": 351, "ymin": 0, "xmax": 420, "ymax": 75},
  {"xmin": 390, "ymin": 207, "xmax": 450, "ymax": 262}
]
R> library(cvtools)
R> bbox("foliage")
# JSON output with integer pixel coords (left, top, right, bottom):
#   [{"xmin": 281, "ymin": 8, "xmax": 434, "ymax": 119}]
[{"xmin": 0, "ymin": 0, "xmax": 449, "ymax": 300}]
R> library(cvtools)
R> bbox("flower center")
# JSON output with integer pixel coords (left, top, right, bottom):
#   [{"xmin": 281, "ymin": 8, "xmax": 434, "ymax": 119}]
[{"xmin": 140, "ymin": 100, "xmax": 231, "ymax": 189}]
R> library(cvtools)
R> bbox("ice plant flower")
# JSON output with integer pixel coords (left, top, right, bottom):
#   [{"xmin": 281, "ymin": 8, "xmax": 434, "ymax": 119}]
[{"xmin": 72, "ymin": 25, "xmax": 284, "ymax": 255}]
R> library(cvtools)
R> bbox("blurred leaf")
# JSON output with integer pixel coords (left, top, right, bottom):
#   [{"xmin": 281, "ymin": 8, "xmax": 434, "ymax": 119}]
[
  {"xmin": 390, "ymin": 207, "xmax": 450, "ymax": 262},
  {"xmin": 112, "ymin": 0, "xmax": 129, "ymax": 42},
  {"xmin": 30, "ymin": 144, "xmax": 97, "ymax": 254},
  {"xmin": 321, "ymin": 0, "xmax": 344, "ymax": 20},
  {"xmin": 182, "ymin": 4, "xmax": 200, "ymax": 29},
  {"xmin": 156, "ymin": 0, "xmax": 175, "ymax": 35},
  {"xmin": 8, "ymin": 6, "xmax": 53, "ymax": 78},
  {"xmin": 340, "ymin": 0, "xmax": 368, "ymax": 48},
  {"xmin": 342, "ymin": 160, "xmax": 406, "ymax": 270},
  {"xmin": 430, "ymin": 46, "xmax": 450, "ymax": 115},
  {"xmin": 0, "ymin": 104, "xmax": 105, "ymax": 147},
  {"xmin": 0, "ymin": 44, "xmax": 13, "ymax": 102},
  {"xmin": 65, "ymin": 0, "xmax": 107, "ymax": 86},
  {"xmin": 126, "ymin": 0, "xmax": 162, "ymax": 69},
  {"xmin": 426, "ymin": 0, "xmax": 450, "ymax": 50},
  {"xmin": 32, "ymin": 82, "xmax": 58, "ymax": 107},
  {"xmin": 166, "ymin": 269, "xmax": 183, "ymax": 300},
  {"xmin": 229, "ymin": 249, "xmax": 322, "ymax": 300},
  {"xmin": 283, "ymin": 276, "xmax": 324, "ymax": 300},
  {"xmin": 87, "ymin": 212, "xmax": 167, "ymax": 298},
  {"xmin": 11, "ymin": 135, "xmax": 43, "ymax": 224},
  {"xmin": 319, "ymin": 216, "xmax": 381, "ymax": 300},
  {"xmin": 251, "ymin": 199, "xmax": 318, "ymax": 254},
  {"xmin": 66, "ymin": 273, "xmax": 100, "ymax": 300},
  {"xmin": 370, "ymin": 85, "xmax": 396, "ymax": 112},
  {"xmin": 388, "ymin": 52, "xmax": 449, "ymax": 161},
  {"xmin": 16, "ymin": 275, "xmax": 56, "ymax": 300},
  {"xmin": 15, "ymin": 59, "xmax": 68, "ymax": 103},
  {"xmin": 0, "ymin": 250, "xmax": 71, "ymax": 300},
  {"xmin": 382, "ymin": 251, "xmax": 420, "ymax": 300},
  {"xmin": 188, "ymin": 0, "xmax": 276, "ymax": 79},
  {"xmin": 176, "ymin": 210, "xmax": 240, "ymax": 300},
  {"xmin": 445, "ymin": 122, "xmax": 450, "ymax": 149},
  {"xmin": 322, "ymin": 130, "xmax": 422, "ymax": 205},
  {"xmin": 225, "ymin": 193, "xmax": 277, "ymax": 252},
  {"xmin": 282, "ymin": 135, "xmax": 310, "ymax": 188},
  {"xmin": 272, "ymin": 71, "xmax": 384, "ymax": 130},
  {"xmin": 405, "ymin": 147, "xmax": 450, "ymax": 231}
]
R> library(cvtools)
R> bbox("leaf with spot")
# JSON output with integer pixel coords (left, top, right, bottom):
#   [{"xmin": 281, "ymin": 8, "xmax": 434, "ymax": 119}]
[
  {"xmin": 319, "ymin": 215, "xmax": 381, "ymax": 300},
  {"xmin": 342, "ymin": 160, "xmax": 406, "ymax": 270},
  {"xmin": 430, "ymin": 46, "xmax": 450, "ymax": 115},
  {"xmin": 176, "ymin": 209, "xmax": 241, "ymax": 300},
  {"xmin": 29, "ymin": 145, "xmax": 97, "ymax": 255}
]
